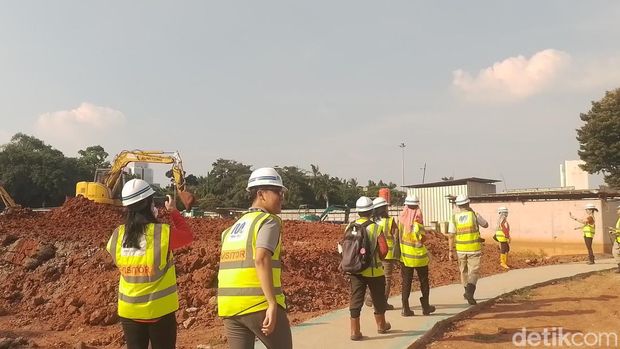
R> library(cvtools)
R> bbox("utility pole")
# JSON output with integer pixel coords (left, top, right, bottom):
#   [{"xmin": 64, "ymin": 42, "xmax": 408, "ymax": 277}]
[
  {"xmin": 421, "ymin": 162, "xmax": 426, "ymax": 184},
  {"xmin": 399, "ymin": 143, "xmax": 406, "ymax": 188}
]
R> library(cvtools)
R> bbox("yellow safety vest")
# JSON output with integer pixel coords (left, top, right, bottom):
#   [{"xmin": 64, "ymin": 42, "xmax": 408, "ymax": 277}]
[
  {"xmin": 582, "ymin": 217, "xmax": 595, "ymax": 238},
  {"xmin": 615, "ymin": 218, "xmax": 620, "ymax": 243},
  {"xmin": 346, "ymin": 217, "xmax": 384, "ymax": 277},
  {"xmin": 106, "ymin": 224, "xmax": 178, "ymax": 320},
  {"xmin": 399, "ymin": 222, "xmax": 429, "ymax": 267},
  {"xmin": 218, "ymin": 211, "xmax": 286, "ymax": 317},
  {"xmin": 453, "ymin": 211, "xmax": 482, "ymax": 253},
  {"xmin": 378, "ymin": 216, "xmax": 397, "ymax": 260},
  {"xmin": 495, "ymin": 218, "xmax": 509, "ymax": 243}
]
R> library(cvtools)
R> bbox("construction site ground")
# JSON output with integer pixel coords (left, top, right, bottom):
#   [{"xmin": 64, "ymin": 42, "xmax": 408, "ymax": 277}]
[
  {"xmin": 427, "ymin": 269, "xmax": 620, "ymax": 349},
  {"xmin": 0, "ymin": 197, "xmax": 609, "ymax": 348}
]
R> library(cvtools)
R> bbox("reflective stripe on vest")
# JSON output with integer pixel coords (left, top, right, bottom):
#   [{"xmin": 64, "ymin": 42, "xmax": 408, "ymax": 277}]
[
  {"xmin": 107, "ymin": 224, "xmax": 179, "ymax": 320},
  {"xmin": 453, "ymin": 211, "xmax": 482, "ymax": 252},
  {"xmin": 217, "ymin": 211, "xmax": 286, "ymax": 317},
  {"xmin": 380, "ymin": 217, "xmax": 397, "ymax": 260},
  {"xmin": 399, "ymin": 222, "xmax": 429, "ymax": 267}
]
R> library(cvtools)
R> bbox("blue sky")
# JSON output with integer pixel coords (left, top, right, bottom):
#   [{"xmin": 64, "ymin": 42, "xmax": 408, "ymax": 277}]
[{"xmin": 1, "ymin": 1, "xmax": 618, "ymax": 189}]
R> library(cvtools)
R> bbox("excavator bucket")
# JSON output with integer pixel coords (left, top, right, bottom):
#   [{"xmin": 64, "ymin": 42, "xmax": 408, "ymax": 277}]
[{"xmin": 177, "ymin": 190, "xmax": 195, "ymax": 210}]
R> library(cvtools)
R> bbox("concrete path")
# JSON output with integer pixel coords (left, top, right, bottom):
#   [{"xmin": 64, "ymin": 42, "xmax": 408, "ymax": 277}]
[{"xmin": 257, "ymin": 258, "xmax": 617, "ymax": 349}]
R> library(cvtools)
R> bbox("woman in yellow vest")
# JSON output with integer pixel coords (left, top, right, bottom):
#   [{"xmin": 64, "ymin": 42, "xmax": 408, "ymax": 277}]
[
  {"xmin": 369, "ymin": 196, "xmax": 398, "ymax": 310},
  {"xmin": 608, "ymin": 204, "xmax": 620, "ymax": 273},
  {"xmin": 394, "ymin": 212, "xmax": 436, "ymax": 316},
  {"xmin": 106, "ymin": 179, "xmax": 193, "ymax": 349},
  {"xmin": 569, "ymin": 203, "xmax": 597, "ymax": 264},
  {"xmin": 494, "ymin": 207, "xmax": 511, "ymax": 269},
  {"xmin": 217, "ymin": 167, "xmax": 292, "ymax": 349}
]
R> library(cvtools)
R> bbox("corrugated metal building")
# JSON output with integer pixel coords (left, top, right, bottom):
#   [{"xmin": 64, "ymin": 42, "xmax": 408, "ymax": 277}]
[{"xmin": 404, "ymin": 177, "xmax": 499, "ymax": 223}]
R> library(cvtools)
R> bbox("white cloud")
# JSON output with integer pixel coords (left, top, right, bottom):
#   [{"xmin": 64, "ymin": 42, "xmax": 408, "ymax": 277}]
[
  {"xmin": 34, "ymin": 102, "xmax": 126, "ymax": 154},
  {"xmin": 453, "ymin": 49, "xmax": 571, "ymax": 102}
]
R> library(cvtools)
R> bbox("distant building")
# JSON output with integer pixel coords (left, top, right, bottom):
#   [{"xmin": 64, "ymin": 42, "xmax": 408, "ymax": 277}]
[
  {"xmin": 404, "ymin": 177, "xmax": 499, "ymax": 223},
  {"xmin": 560, "ymin": 160, "xmax": 589, "ymax": 190},
  {"xmin": 126, "ymin": 162, "xmax": 154, "ymax": 185}
]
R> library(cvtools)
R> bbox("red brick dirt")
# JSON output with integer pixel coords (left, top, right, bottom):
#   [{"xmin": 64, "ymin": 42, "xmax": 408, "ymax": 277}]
[{"xmin": 0, "ymin": 197, "xmax": 587, "ymax": 348}]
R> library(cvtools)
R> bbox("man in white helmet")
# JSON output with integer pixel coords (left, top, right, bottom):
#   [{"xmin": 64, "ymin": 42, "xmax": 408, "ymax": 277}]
[
  {"xmin": 570, "ymin": 204, "xmax": 598, "ymax": 264},
  {"xmin": 369, "ymin": 197, "xmax": 398, "ymax": 310},
  {"xmin": 217, "ymin": 167, "xmax": 292, "ymax": 349},
  {"xmin": 447, "ymin": 194, "xmax": 488, "ymax": 305},
  {"xmin": 342, "ymin": 196, "xmax": 390, "ymax": 341},
  {"xmin": 608, "ymin": 204, "xmax": 620, "ymax": 273}
]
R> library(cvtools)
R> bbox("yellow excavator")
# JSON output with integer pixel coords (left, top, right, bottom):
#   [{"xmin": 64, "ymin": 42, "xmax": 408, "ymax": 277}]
[
  {"xmin": 75, "ymin": 150, "xmax": 195, "ymax": 209},
  {"xmin": 0, "ymin": 183, "xmax": 20, "ymax": 214}
]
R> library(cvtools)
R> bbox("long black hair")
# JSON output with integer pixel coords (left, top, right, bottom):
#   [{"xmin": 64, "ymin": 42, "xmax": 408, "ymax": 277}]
[{"xmin": 123, "ymin": 196, "xmax": 158, "ymax": 249}]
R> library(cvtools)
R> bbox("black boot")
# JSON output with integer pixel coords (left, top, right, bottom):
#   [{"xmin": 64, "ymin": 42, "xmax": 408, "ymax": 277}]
[
  {"xmin": 616, "ymin": 264, "xmax": 620, "ymax": 273},
  {"xmin": 464, "ymin": 283, "xmax": 477, "ymax": 305},
  {"xmin": 401, "ymin": 298, "xmax": 414, "ymax": 317},
  {"xmin": 419, "ymin": 297, "xmax": 436, "ymax": 315}
]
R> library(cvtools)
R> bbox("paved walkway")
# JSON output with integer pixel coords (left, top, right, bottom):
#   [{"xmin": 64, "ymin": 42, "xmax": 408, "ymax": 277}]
[{"xmin": 257, "ymin": 258, "xmax": 617, "ymax": 349}]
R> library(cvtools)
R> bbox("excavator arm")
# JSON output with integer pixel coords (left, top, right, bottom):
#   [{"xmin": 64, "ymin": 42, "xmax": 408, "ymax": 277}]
[
  {"xmin": 76, "ymin": 150, "xmax": 194, "ymax": 209},
  {"xmin": 0, "ymin": 184, "xmax": 19, "ymax": 212},
  {"xmin": 104, "ymin": 151, "xmax": 187, "ymax": 195}
]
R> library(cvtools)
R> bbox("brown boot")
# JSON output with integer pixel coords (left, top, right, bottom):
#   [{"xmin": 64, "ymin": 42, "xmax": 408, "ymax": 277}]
[
  {"xmin": 350, "ymin": 317, "xmax": 363, "ymax": 341},
  {"xmin": 374, "ymin": 314, "xmax": 391, "ymax": 334},
  {"xmin": 616, "ymin": 264, "xmax": 620, "ymax": 273}
]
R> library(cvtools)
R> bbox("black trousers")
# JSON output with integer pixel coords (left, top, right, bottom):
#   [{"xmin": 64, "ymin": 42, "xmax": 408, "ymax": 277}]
[
  {"xmin": 349, "ymin": 274, "xmax": 387, "ymax": 318},
  {"xmin": 500, "ymin": 242, "xmax": 510, "ymax": 254},
  {"xmin": 584, "ymin": 236, "xmax": 594, "ymax": 262},
  {"xmin": 401, "ymin": 265, "xmax": 430, "ymax": 303},
  {"xmin": 120, "ymin": 312, "xmax": 176, "ymax": 349}
]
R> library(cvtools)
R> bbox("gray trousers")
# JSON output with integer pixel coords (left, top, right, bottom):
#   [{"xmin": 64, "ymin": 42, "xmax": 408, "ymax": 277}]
[
  {"xmin": 382, "ymin": 260, "xmax": 396, "ymax": 299},
  {"xmin": 222, "ymin": 306, "xmax": 292, "ymax": 349},
  {"xmin": 457, "ymin": 252, "xmax": 481, "ymax": 286}
]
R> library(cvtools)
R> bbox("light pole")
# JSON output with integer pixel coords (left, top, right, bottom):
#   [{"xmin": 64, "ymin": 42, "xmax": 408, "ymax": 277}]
[{"xmin": 399, "ymin": 143, "xmax": 406, "ymax": 188}]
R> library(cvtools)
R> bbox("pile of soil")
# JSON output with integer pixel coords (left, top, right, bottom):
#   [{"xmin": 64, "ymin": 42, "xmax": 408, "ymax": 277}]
[{"xmin": 0, "ymin": 198, "xmax": 576, "ymax": 348}]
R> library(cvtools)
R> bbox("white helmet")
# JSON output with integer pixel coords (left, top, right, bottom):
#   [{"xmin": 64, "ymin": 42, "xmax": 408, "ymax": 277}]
[
  {"xmin": 121, "ymin": 179, "xmax": 155, "ymax": 206},
  {"xmin": 404, "ymin": 195, "xmax": 420, "ymax": 206},
  {"xmin": 498, "ymin": 206, "xmax": 508, "ymax": 214},
  {"xmin": 584, "ymin": 203, "xmax": 597, "ymax": 211},
  {"xmin": 373, "ymin": 197, "xmax": 388, "ymax": 209},
  {"xmin": 455, "ymin": 194, "xmax": 470, "ymax": 206},
  {"xmin": 247, "ymin": 167, "xmax": 287, "ymax": 191},
  {"xmin": 356, "ymin": 196, "xmax": 374, "ymax": 213}
]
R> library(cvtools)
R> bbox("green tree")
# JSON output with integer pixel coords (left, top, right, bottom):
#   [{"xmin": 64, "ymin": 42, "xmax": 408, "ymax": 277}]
[
  {"xmin": 577, "ymin": 88, "xmax": 620, "ymax": 188},
  {"xmin": 195, "ymin": 159, "xmax": 252, "ymax": 209},
  {"xmin": 77, "ymin": 145, "xmax": 111, "ymax": 176},
  {"xmin": 0, "ymin": 133, "xmax": 87, "ymax": 207},
  {"xmin": 277, "ymin": 166, "xmax": 315, "ymax": 209}
]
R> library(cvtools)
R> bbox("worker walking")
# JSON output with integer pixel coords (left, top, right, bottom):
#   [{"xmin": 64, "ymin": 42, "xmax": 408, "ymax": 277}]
[
  {"xmin": 448, "ymin": 194, "xmax": 488, "ymax": 305},
  {"xmin": 569, "ymin": 204, "xmax": 598, "ymax": 264},
  {"xmin": 371, "ymin": 197, "xmax": 398, "ymax": 310},
  {"xmin": 399, "ymin": 195, "xmax": 424, "ymax": 233},
  {"xmin": 394, "ymin": 207, "xmax": 436, "ymax": 317},
  {"xmin": 494, "ymin": 207, "xmax": 511, "ymax": 269},
  {"xmin": 217, "ymin": 167, "xmax": 292, "ymax": 349},
  {"xmin": 106, "ymin": 179, "xmax": 193, "ymax": 349},
  {"xmin": 608, "ymin": 204, "xmax": 620, "ymax": 273},
  {"xmin": 340, "ymin": 196, "xmax": 391, "ymax": 341}
]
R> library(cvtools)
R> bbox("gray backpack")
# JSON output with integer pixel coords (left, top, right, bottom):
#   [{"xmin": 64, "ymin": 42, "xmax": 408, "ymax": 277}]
[{"xmin": 339, "ymin": 221, "xmax": 373, "ymax": 274}]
